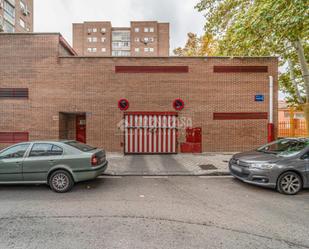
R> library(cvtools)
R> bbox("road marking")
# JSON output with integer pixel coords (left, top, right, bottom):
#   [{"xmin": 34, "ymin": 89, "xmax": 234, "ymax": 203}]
[
  {"xmin": 98, "ymin": 176, "xmax": 123, "ymax": 179},
  {"xmin": 143, "ymin": 176, "xmax": 169, "ymax": 179}
]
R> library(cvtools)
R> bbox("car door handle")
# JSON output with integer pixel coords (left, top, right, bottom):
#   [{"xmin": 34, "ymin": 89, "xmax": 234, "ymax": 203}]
[
  {"xmin": 48, "ymin": 160, "xmax": 55, "ymax": 164},
  {"xmin": 15, "ymin": 161, "xmax": 21, "ymax": 165}
]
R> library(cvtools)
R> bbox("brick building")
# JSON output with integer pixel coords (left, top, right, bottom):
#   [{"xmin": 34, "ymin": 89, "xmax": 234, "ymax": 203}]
[
  {"xmin": 0, "ymin": 0, "xmax": 33, "ymax": 32},
  {"xmin": 0, "ymin": 33, "xmax": 278, "ymax": 153},
  {"xmin": 73, "ymin": 21, "xmax": 169, "ymax": 57}
]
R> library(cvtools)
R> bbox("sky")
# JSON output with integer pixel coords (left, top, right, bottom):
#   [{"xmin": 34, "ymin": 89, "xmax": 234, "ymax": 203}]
[
  {"xmin": 33, "ymin": 0, "xmax": 285, "ymax": 100},
  {"xmin": 34, "ymin": 0, "xmax": 205, "ymax": 53}
]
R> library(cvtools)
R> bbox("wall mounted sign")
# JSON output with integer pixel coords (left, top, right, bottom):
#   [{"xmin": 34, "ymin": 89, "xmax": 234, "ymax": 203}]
[
  {"xmin": 255, "ymin": 95, "xmax": 264, "ymax": 102},
  {"xmin": 118, "ymin": 98, "xmax": 129, "ymax": 111},
  {"xmin": 173, "ymin": 98, "xmax": 185, "ymax": 111}
]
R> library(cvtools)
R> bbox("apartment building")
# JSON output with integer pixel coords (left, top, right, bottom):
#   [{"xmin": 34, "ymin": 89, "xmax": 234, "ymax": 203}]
[
  {"xmin": 73, "ymin": 21, "xmax": 170, "ymax": 56},
  {"xmin": 0, "ymin": 0, "xmax": 33, "ymax": 33}
]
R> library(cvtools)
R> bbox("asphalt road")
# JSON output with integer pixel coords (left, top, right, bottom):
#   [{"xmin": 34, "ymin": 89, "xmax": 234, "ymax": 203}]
[{"xmin": 0, "ymin": 176, "xmax": 308, "ymax": 249}]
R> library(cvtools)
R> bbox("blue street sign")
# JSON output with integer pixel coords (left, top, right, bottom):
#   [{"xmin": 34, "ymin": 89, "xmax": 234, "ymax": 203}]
[{"xmin": 255, "ymin": 95, "xmax": 264, "ymax": 102}]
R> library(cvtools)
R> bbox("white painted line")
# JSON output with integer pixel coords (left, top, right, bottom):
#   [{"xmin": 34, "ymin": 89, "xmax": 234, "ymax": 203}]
[
  {"xmin": 98, "ymin": 176, "xmax": 123, "ymax": 179},
  {"xmin": 198, "ymin": 175, "xmax": 232, "ymax": 179},
  {"xmin": 143, "ymin": 176, "xmax": 169, "ymax": 179}
]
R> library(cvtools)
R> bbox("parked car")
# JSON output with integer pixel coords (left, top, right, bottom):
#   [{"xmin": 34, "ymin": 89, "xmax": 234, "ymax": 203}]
[
  {"xmin": 229, "ymin": 138, "xmax": 309, "ymax": 195},
  {"xmin": 0, "ymin": 141, "xmax": 108, "ymax": 193}
]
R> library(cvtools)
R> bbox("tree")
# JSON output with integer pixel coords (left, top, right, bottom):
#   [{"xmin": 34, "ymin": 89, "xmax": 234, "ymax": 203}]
[
  {"xmin": 173, "ymin": 33, "xmax": 218, "ymax": 56},
  {"xmin": 195, "ymin": 0, "xmax": 309, "ymax": 132}
]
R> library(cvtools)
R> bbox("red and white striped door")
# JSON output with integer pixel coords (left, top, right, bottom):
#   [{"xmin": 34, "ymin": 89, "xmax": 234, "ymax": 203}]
[{"xmin": 124, "ymin": 112, "xmax": 178, "ymax": 154}]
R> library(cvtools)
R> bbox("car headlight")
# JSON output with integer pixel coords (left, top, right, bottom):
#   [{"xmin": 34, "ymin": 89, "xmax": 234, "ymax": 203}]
[{"xmin": 250, "ymin": 163, "xmax": 275, "ymax": 170}]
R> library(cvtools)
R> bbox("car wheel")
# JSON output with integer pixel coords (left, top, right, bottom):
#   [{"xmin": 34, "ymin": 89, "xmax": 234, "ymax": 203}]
[
  {"xmin": 277, "ymin": 171, "xmax": 302, "ymax": 195},
  {"xmin": 49, "ymin": 170, "xmax": 74, "ymax": 193}
]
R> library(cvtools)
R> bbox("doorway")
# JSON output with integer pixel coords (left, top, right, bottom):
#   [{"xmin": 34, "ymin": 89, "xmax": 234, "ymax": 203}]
[{"xmin": 59, "ymin": 112, "xmax": 86, "ymax": 143}]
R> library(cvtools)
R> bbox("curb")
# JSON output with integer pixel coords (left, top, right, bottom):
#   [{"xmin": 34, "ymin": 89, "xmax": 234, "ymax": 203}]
[{"xmin": 101, "ymin": 172, "xmax": 231, "ymax": 177}]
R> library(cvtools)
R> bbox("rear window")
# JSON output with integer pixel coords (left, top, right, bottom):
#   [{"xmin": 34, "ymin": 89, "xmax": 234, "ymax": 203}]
[{"xmin": 65, "ymin": 141, "xmax": 96, "ymax": 152}]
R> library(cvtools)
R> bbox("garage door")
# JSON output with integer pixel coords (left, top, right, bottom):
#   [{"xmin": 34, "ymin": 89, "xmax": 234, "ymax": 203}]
[{"xmin": 124, "ymin": 112, "xmax": 178, "ymax": 154}]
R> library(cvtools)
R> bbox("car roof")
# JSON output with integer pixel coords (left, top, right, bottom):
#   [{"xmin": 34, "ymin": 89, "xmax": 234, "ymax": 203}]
[{"xmin": 24, "ymin": 140, "xmax": 75, "ymax": 143}]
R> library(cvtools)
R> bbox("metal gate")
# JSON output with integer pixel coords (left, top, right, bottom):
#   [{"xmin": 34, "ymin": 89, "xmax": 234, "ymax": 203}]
[{"xmin": 124, "ymin": 112, "xmax": 178, "ymax": 154}]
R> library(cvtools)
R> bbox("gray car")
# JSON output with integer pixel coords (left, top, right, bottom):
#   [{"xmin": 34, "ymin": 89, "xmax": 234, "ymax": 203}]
[
  {"xmin": 229, "ymin": 138, "xmax": 309, "ymax": 195},
  {"xmin": 0, "ymin": 141, "xmax": 108, "ymax": 193}
]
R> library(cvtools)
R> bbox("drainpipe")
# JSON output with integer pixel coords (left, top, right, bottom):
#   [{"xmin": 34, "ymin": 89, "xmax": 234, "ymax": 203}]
[{"xmin": 268, "ymin": 76, "xmax": 275, "ymax": 142}]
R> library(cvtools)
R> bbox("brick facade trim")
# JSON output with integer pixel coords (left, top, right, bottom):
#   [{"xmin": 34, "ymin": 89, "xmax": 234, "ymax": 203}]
[
  {"xmin": 213, "ymin": 112, "xmax": 268, "ymax": 120},
  {"xmin": 214, "ymin": 66, "xmax": 268, "ymax": 73},
  {"xmin": 115, "ymin": 66, "xmax": 189, "ymax": 73}
]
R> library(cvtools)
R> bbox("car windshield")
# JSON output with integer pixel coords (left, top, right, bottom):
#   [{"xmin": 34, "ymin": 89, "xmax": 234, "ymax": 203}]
[
  {"xmin": 257, "ymin": 139, "xmax": 309, "ymax": 157},
  {"xmin": 65, "ymin": 141, "xmax": 96, "ymax": 152}
]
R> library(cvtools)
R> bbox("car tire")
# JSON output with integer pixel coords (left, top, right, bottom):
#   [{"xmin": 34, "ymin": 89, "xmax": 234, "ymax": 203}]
[
  {"xmin": 277, "ymin": 171, "xmax": 302, "ymax": 195},
  {"xmin": 49, "ymin": 170, "xmax": 74, "ymax": 193}
]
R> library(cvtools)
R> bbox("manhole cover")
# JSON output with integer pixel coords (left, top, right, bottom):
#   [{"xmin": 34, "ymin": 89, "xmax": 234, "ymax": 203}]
[{"xmin": 199, "ymin": 164, "xmax": 217, "ymax": 170}]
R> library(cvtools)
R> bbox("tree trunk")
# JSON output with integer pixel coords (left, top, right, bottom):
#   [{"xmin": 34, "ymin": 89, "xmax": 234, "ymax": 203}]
[
  {"xmin": 294, "ymin": 39, "xmax": 309, "ymax": 135},
  {"xmin": 288, "ymin": 59, "xmax": 303, "ymax": 104}
]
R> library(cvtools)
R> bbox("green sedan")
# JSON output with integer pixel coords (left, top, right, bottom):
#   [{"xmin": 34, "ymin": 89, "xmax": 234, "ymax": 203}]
[{"xmin": 0, "ymin": 141, "xmax": 108, "ymax": 193}]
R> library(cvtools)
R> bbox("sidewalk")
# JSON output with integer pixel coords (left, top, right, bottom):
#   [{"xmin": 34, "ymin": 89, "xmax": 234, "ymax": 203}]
[{"xmin": 104, "ymin": 152, "xmax": 235, "ymax": 176}]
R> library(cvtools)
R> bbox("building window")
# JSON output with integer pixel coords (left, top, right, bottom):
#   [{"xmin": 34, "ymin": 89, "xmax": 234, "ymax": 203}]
[
  {"xmin": 144, "ymin": 27, "xmax": 149, "ymax": 32},
  {"xmin": 143, "ymin": 37, "xmax": 154, "ymax": 43},
  {"xmin": 19, "ymin": 0, "xmax": 29, "ymax": 15},
  {"xmin": 93, "ymin": 28, "xmax": 97, "ymax": 32},
  {"xmin": 3, "ymin": 0, "xmax": 15, "ymax": 25},
  {"xmin": 134, "ymin": 37, "xmax": 140, "ymax": 42},
  {"xmin": 112, "ymin": 41, "xmax": 130, "ymax": 49},
  {"xmin": 101, "ymin": 28, "xmax": 106, "ymax": 33},
  {"xmin": 101, "ymin": 37, "xmax": 106, "ymax": 43},
  {"xmin": 87, "ymin": 37, "xmax": 97, "ymax": 43},
  {"xmin": 20, "ymin": 1, "xmax": 26, "ymax": 10},
  {"xmin": 87, "ymin": 28, "xmax": 92, "ymax": 34},
  {"xmin": 134, "ymin": 27, "xmax": 139, "ymax": 32},
  {"xmin": 3, "ymin": 19, "xmax": 15, "ymax": 32},
  {"xmin": 19, "ymin": 18, "xmax": 25, "ymax": 28},
  {"xmin": 87, "ymin": 48, "xmax": 97, "ymax": 53},
  {"xmin": 112, "ymin": 51, "xmax": 131, "ymax": 56},
  {"xmin": 134, "ymin": 48, "xmax": 140, "ymax": 52},
  {"xmin": 149, "ymin": 27, "xmax": 154, "ymax": 32},
  {"xmin": 144, "ymin": 48, "xmax": 149, "ymax": 52},
  {"xmin": 112, "ymin": 31, "xmax": 130, "ymax": 42},
  {"xmin": 149, "ymin": 48, "xmax": 154, "ymax": 52},
  {"xmin": 101, "ymin": 48, "xmax": 106, "ymax": 52},
  {"xmin": 0, "ymin": 88, "xmax": 28, "ymax": 98}
]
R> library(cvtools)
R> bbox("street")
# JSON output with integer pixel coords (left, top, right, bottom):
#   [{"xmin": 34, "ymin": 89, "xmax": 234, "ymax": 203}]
[{"xmin": 0, "ymin": 176, "xmax": 308, "ymax": 249}]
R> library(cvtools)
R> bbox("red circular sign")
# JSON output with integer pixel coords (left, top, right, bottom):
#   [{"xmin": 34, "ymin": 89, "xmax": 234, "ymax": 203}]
[
  {"xmin": 173, "ymin": 98, "xmax": 185, "ymax": 111},
  {"xmin": 118, "ymin": 98, "xmax": 129, "ymax": 111}
]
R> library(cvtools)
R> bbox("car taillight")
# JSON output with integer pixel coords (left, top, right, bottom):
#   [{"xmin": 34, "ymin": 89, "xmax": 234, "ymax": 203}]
[{"xmin": 91, "ymin": 155, "xmax": 98, "ymax": 166}]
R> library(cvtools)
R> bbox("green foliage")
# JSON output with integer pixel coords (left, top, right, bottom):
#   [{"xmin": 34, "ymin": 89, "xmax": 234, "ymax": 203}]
[
  {"xmin": 173, "ymin": 33, "xmax": 218, "ymax": 56},
  {"xmin": 193, "ymin": 0, "xmax": 309, "ymax": 106}
]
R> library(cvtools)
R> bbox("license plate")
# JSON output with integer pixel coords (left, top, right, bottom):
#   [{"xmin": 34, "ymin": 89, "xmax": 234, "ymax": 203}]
[{"xmin": 231, "ymin": 165, "xmax": 242, "ymax": 173}]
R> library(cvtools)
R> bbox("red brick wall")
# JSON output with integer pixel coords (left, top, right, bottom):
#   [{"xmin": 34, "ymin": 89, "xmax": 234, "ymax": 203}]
[{"xmin": 0, "ymin": 34, "xmax": 278, "ymax": 152}]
